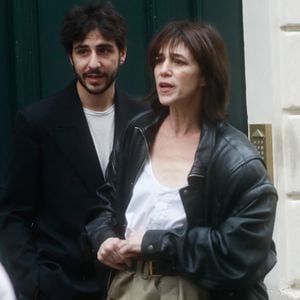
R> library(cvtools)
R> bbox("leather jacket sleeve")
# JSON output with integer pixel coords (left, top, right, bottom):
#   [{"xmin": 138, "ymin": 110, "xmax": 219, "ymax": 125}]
[
  {"xmin": 141, "ymin": 157, "xmax": 277, "ymax": 290},
  {"xmin": 85, "ymin": 116, "xmax": 149, "ymax": 252},
  {"xmin": 85, "ymin": 136, "xmax": 122, "ymax": 253}
]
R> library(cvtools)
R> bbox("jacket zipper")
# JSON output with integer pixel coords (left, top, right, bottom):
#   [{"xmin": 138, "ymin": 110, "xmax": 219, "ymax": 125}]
[{"xmin": 131, "ymin": 126, "xmax": 150, "ymax": 187}]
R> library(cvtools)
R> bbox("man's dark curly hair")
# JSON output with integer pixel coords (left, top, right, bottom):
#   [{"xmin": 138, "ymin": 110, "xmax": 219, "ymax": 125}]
[{"xmin": 60, "ymin": 1, "xmax": 127, "ymax": 55}]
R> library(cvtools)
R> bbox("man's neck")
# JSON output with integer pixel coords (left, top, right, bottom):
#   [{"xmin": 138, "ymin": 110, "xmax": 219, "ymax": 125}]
[{"xmin": 76, "ymin": 81, "xmax": 115, "ymax": 111}]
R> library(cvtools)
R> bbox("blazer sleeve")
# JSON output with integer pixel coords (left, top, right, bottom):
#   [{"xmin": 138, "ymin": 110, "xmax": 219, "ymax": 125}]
[{"xmin": 0, "ymin": 112, "xmax": 40, "ymax": 298}]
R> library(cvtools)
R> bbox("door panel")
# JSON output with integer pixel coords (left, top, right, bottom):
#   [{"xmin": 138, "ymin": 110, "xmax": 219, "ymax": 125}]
[
  {"xmin": 0, "ymin": 0, "xmax": 17, "ymax": 188},
  {"xmin": 113, "ymin": 0, "xmax": 150, "ymax": 95},
  {"xmin": 38, "ymin": 0, "xmax": 85, "ymax": 96},
  {"xmin": 200, "ymin": 0, "xmax": 247, "ymax": 131}
]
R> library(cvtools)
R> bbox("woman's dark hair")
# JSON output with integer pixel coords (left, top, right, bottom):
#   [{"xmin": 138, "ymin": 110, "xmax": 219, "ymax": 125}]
[
  {"xmin": 148, "ymin": 20, "xmax": 230, "ymax": 123},
  {"xmin": 60, "ymin": 1, "xmax": 127, "ymax": 55}
]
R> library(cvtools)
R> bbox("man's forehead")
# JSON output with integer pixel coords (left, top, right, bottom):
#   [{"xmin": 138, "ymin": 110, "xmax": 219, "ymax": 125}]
[{"xmin": 74, "ymin": 29, "xmax": 117, "ymax": 47}]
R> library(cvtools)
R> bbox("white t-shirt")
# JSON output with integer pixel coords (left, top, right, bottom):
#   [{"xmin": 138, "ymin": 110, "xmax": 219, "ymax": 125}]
[
  {"xmin": 125, "ymin": 159, "xmax": 187, "ymax": 238},
  {"xmin": 83, "ymin": 105, "xmax": 115, "ymax": 174},
  {"xmin": 0, "ymin": 263, "xmax": 16, "ymax": 300}
]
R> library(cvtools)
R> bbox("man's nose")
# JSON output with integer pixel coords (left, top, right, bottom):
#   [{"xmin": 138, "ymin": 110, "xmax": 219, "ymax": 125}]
[{"xmin": 88, "ymin": 52, "xmax": 101, "ymax": 69}]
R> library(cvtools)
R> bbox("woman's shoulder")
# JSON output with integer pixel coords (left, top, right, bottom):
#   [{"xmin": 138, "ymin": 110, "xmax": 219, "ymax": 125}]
[
  {"xmin": 208, "ymin": 122, "xmax": 267, "ymax": 181},
  {"xmin": 215, "ymin": 122, "xmax": 260, "ymax": 161}
]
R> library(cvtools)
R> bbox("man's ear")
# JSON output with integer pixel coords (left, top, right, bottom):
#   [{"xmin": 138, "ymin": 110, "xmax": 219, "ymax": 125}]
[
  {"xmin": 69, "ymin": 55, "xmax": 73, "ymax": 66},
  {"xmin": 119, "ymin": 48, "xmax": 127, "ymax": 65}
]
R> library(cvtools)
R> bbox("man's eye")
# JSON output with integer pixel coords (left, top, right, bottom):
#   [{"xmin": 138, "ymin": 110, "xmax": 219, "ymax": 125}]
[
  {"xmin": 97, "ymin": 48, "xmax": 113, "ymax": 55},
  {"xmin": 99, "ymin": 49, "xmax": 108, "ymax": 55},
  {"xmin": 76, "ymin": 49, "xmax": 88, "ymax": 56}
]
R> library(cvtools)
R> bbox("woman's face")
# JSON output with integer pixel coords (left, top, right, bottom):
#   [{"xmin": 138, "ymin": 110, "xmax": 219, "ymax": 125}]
[{"xmin": 154, "ymin": 42, "xmax": 205, "ymax": 109}]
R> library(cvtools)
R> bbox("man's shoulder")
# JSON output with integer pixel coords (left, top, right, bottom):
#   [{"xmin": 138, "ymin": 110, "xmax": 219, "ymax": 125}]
[{"xmin": 20, "ymin": 81, "xmax": 77, "ymax": 120}]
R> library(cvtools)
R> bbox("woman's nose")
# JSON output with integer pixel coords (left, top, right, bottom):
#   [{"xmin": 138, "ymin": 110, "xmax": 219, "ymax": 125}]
[{"xmin": 160, "ymin": 60, "xmax": 172, "ymax": 75}]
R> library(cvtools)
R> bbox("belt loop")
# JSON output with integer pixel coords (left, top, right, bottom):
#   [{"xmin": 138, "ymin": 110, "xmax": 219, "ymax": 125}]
[
  {"xmin": 149, "ymin": 260, "xmax": 153, "ymax": 276},
  {"xmin": 142, "ymin": 260, "xmax": 149, "ymax": 279}
]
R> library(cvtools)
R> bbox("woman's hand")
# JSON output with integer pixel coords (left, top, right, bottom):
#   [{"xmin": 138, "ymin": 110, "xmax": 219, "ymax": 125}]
[
  {"xmin": 119, "ymin": 231, "xmax": 145, "ymax": 258},
  {"xmin": 97, "ymin": 237, "xmax": 131, "ymax": 270},
  {"xmin": 97, "ymin": 232, "xmax": 146, "ymax": 270}
]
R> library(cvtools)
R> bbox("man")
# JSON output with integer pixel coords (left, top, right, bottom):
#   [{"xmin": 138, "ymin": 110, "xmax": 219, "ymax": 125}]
[{"xmin": 0, "ymin": 2, "xmax": 145, "ymax": 300}]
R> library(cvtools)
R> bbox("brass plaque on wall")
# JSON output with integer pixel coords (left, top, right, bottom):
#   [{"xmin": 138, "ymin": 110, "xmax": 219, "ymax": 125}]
[{"xmin": 249, "ymin": 124, "xmax": 273, "ymax": 181}]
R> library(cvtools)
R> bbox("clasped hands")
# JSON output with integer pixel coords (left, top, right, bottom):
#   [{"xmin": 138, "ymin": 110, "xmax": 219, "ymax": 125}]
[{"xmin": 97, "ymin": 231, "xmax": 145, "ymax": 271}]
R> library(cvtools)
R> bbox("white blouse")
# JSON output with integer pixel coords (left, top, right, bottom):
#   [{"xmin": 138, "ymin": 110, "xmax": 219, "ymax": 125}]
[{"xmin": 125, "ymin": 159, "xmax": 187, "ymax": 238}]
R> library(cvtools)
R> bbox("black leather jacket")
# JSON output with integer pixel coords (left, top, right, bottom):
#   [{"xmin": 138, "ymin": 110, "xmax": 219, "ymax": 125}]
[{"xmin": 86, "ymin": 109, "xmax": 278, "ymax": 300}]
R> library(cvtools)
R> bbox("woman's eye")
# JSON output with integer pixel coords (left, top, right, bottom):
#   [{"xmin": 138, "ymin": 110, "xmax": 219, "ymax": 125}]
[
  {"xmin": 174, "ymin": 59, "xmax": 186, "ymax": 65},
  {"xmin": 154, "ymin": 56, "xmax": 164, "ymax": 64}
]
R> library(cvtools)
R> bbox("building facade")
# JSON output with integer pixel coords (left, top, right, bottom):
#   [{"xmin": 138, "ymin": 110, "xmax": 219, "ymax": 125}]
[{"xmin": 243, "ymin": 0, "xmax": 300, "ymax": 298}]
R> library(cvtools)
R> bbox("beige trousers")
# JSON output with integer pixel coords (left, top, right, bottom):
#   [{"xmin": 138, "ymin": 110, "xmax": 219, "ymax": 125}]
[{"xmin": 107, "ymin": 271, "xmax": 210, "ymax": 300}]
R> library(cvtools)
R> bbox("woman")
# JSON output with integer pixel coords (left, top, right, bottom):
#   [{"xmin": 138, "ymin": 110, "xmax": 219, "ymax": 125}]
[{"xmin": 86, "ymin": 21, "xmax": 277, "ymax": 300}]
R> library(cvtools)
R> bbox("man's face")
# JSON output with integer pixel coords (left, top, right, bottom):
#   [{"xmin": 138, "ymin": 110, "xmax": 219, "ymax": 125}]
[{"xmin": 70, "ymin": 29, "xmax": 126, "ymax": 95}]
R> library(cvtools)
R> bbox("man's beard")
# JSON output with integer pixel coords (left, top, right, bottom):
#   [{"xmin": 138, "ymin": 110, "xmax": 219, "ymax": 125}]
[{"xmin": 73, "ymin": 65, "xmax": 119, "ymax": 95}]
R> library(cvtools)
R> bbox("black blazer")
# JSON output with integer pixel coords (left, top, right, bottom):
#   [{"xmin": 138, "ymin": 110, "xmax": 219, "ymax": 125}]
[{"xmin": 0, "ymin": 81, "xmax": 146, "ymax": 300}]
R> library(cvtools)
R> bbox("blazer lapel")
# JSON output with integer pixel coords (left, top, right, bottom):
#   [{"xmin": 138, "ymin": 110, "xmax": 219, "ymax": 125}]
[{"xmin": 46, "ymin": 82, "xmax": 104, "ymax": 198}]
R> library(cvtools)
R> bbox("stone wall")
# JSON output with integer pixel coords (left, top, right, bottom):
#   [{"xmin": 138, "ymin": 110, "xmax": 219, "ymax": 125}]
[{"xmin": 243, "ymin": 0, "xmax": 300, "ymax": 298}]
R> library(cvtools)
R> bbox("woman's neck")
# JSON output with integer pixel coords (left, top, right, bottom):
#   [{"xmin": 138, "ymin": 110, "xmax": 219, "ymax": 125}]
[{"xmin": 167, "ymin": 105, "xmax": 201, "ymax": 137}]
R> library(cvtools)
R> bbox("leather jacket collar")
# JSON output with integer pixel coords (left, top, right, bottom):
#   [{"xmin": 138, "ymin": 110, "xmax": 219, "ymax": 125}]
[{"xmin": 133, "ymin": 108, "xmax": 218, "ymax": 182}]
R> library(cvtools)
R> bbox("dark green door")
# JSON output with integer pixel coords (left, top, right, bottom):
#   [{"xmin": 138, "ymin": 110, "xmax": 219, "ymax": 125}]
[{"xmin": 0, "ymin": 0, "xmax": 246, "ymax": 185}]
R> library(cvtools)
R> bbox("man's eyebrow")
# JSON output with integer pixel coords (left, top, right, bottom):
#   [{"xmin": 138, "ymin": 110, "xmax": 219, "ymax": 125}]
[
  {"xmin": 73, "ymin": 44, "xmax": 88, "ymax": 50},
  {"xmin": 96, "ymin": 43, "xmax": 115, "ymax": 49},
  {"xmin": 73, "ymin": 43, "xmax": 115, "ymax": 50}
]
